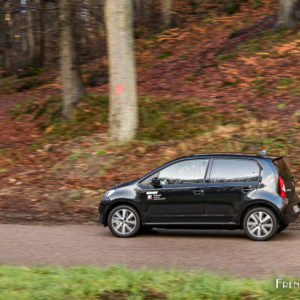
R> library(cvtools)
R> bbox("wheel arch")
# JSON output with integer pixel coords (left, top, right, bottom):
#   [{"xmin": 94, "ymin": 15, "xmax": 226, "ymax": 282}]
[
  {"xmin": 239, "ymin": 201, "xmax": 282, "ymax": 226},
  {"xmin": 104, "ymin": 200, "xmax": 142, "ymax": 226}
]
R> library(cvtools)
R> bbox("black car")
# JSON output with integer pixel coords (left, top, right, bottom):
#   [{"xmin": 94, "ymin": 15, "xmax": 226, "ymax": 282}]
[{"xmin": 99, "ymin": 153, "xmax": 300, "ymax": 241}]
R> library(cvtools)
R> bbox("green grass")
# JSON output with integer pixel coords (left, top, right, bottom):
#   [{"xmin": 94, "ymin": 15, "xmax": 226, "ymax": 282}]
[
  {"xmin": 224, "ymin": 0, "xmax": 241, "ymax": 15},
  {"xmin": 216, "ymin": 53, "xmax": 237, "ymax": 62},
  {"xmin": 186, "ymin": 72, "xmax": 200, "ymax": 80},
  {"xmin": 179, "ymin": 53, "xmax": 188, "ymax": 59},
  {"xmin": 237, "ymin": 37, "xmax": 262, "ymax": 55},
  {"xmin": 278, "ymin": 78, "xmax": 294, "ymax": 87},
  {"xmin": 158, "ymin": 51, "xmax": 173, "ymax": 59},
  {"xmin": 291, "ymin": 85, "xmax": 300, "ymax": 96},
  {"xmin": 277, "ymin": 103, "xmax": 287, "ymax": 110},
  {"xmin": 66, "ymin": 152, "xmax": 82, "ymax": 161},
  {"xmin": 96, "ymin": 149, "xmax": 107, "ymax": 155},
  {"xmin": 11, "ymin": 98, "xmax": 39, "ymax": 118},
  {"xmin": 9, "ymin": 93, "xmax": 300, "ymax": 159},
  {"xmin": 236, "ymin": 28, "xmax": 294, "ymax": 57},
  {"xmin": 0, "ymin": 75, "xmax": 53, "ymax": 96},
  {"xmin": 12, "ymin": 93, "xmax": 253, "ymax": 142},
  {"xmin": 11, "ymin": 94, "xmax": 108, "ymax": 141},
  {"xmin": 138, "ymin": 97, "xmax": 233, "ymax": 141},
  {"xmin": 251, "ymin": 77, "xmax": 270, "ymax": 95},
  {"xmin": 253, "ymin": 0, "xmax": 263, "ymax": 8},
  {"xmin": 0, "ymin": 265, "xmax": 299, "ymax": 300}
]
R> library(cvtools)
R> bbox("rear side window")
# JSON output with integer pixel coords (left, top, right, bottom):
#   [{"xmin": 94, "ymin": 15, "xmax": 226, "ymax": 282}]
[
  {"xmin": 209, "ymin": 159, "xmax": 260, "ymax": 183},
  {"xmin": 273, "ymin": 157, "xmax": 292, "ymax": 180}
]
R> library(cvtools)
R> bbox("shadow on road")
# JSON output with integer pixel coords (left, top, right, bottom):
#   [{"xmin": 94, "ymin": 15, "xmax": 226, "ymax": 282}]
[
  {"xmin": 137, "ymin": 228, "xmax": 247, "ymax": 239},
  {"xmin": 134, "ymin": 228, "xmax": 297, "ymax": 241}
]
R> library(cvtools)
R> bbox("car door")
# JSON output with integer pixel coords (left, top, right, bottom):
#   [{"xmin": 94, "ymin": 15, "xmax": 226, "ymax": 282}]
[
  {"xmin": 139, "ymin": 159, "xmax": 210, "ymax": 224},
  {"xmin": 204, "ymin": 158, "xmax": 261, "ymax": 223}
]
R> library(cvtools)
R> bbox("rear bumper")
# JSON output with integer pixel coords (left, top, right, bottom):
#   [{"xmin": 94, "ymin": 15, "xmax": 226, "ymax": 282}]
[{"xmin": 281, "ymin": 197, "xmax": 300, "ymax": 226}]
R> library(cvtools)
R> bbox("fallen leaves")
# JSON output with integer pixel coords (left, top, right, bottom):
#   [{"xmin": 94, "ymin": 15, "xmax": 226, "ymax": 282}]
[{"xmin": 0, "ymin": 0, "xmax": 299, "ymax": 224}]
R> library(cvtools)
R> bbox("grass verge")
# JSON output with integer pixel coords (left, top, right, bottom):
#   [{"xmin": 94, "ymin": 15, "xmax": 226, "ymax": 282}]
[{"xmin": 0, "ymin": 265, "xmax": 299, "ymax": 299}]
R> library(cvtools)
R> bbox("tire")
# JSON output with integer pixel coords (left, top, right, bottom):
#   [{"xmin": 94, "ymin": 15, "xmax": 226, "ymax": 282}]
[
  {"xmin": 278, "ymin": 223, "xmax": 288, "ymax": 233},
  {"xmin": 108, "ymin": 205, "xmax": 141, "ymax": 238},
  {"xmin": 243, "ymin": 207, "xmax": 278, "ymax": 241}
]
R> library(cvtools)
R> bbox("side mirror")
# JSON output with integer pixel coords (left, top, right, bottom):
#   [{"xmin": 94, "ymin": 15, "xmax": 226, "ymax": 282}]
[{"xmin": 151, "ymin": 177, "xmax": 161, "ymax": 187}]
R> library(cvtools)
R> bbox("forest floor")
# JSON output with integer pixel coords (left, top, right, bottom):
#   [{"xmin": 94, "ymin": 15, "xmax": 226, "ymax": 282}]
[{"xmin": 0, "ymin": 0, "xmax": 299, "ymax": 223}]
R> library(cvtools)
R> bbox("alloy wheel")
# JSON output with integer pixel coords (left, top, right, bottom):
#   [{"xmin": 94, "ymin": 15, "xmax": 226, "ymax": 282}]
[
  {"xmin": 111, "ymin": 208, "xmax": 137, "ymax": 235},
  {"xmin": 246, "ymin": 211, "xmax": 273, "ymax": 239}
]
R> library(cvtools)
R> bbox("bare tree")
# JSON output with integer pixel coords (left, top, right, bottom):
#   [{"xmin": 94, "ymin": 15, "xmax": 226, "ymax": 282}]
[
  {"xmin": 27, "ymin": 0, "xmax": 35, "ymax": 65},
  {"xmin": 59, "ymin": 0, "xmax": 85, "ymax": 121},
  {"xmin": 161, "ymin": 0, "xmax": 173, "ymax": 28},
  {"xmin": 105, "ymin": 0, "xmax": 138, "ymax": 141},
  {"xmin": 2, "ymin": 0, "xmax": 16, "ymax": 74},
  {"xmin": 134, "ymin": 0, "xmax": 152, "ymax": 25},
  {"xmin": 276, "ymin": 0, "xmax": 300, "ymax": 27},
  {"xmin": 35, "ymin": 0, "xmax": 45, "ymax": 66}
]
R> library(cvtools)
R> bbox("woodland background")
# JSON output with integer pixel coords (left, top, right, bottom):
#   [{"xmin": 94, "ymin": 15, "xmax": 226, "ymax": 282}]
[{"xmin": 0, "ymin": 0, "xmax": 299, "ymax": 223}]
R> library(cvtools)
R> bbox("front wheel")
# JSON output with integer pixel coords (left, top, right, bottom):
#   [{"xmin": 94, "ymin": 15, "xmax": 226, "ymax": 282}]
[
  {"xmin": 108, "ymin": 205, "xmax": 140, "ymax": 238},
  {"xmin": 243, "ymin": 207, "xmax": 278, "ymax": 241},
  {"xmin": 278, "ymin": 223, "xmax": 288, "ymax": 233}
]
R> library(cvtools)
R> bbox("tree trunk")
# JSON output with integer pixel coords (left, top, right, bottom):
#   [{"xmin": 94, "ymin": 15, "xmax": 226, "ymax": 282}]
[
  {"xmin": 36, "ymin": 0, "xmax": 45, "ymax": 66},
  {"xmin": 276, "ymin": 0, "xmax": 300, "ymax": 27},
  {"xmin": 105, "ymin": 0, "xmax": 138, "ymax": 142},
  {"xmin": 98, "ymin": 21, "xmax": 106, "ymax": 57},
  {"xmin": 134, "ymin": 0, "xmax": 152, "ymax": 25},
  {"xmin": 81, "ymin": 0, "xmax": 90, "ymax": 57},
  {"xmin": 3, "ymin": 1, "xmax": 15, "ymax": 74},
  {"xmin": 134, "ymin": 0, "xmax": 144, "ymax": 20},
  {"xmin": 161, "ymin": 0, "xmax": 173, "ymax": 29},
  {"xmin": 27, "ymin": 0, "xmax": 36, "ymax": 65},
  {"xmin": 59, "ymin": 0, "xmax": 85, "ymax": 121}
]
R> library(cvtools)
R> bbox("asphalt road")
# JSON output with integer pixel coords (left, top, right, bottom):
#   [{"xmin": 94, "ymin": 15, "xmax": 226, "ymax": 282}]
[{"xmin": 1, "ymin": 224, "xmax": 300, "ymax": 278}]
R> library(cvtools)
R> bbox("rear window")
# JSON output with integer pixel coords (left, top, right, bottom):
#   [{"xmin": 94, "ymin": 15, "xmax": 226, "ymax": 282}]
[
  {"xmin": 273, "ymin": 157, "xmax": 292, "ymax": 180},
  {"xmin": 209, "ymin": 159, "xmax": 260, "ymax": 183}
]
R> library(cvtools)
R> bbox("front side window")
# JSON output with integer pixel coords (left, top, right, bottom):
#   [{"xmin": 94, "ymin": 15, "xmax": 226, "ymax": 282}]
[
  {"xmin": 209, "ymin": 159, "xmax": 260, "ymax": 183},
  {"xmin": 157, "ymin": 159, "xmax": 209, "ymax": 185},
  {"xmin": 140, "ymin": 172, "xmax": 158, "ymax": 187}
]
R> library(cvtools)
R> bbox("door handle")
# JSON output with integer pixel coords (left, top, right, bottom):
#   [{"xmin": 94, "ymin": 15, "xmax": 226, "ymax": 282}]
[{"xmin": 193, "ymin": 189, "xmax": 204, "ymax": 195}]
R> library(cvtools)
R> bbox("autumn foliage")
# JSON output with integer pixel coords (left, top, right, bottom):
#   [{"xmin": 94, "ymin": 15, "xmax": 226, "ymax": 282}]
[{"xmin": 0, "ymin": 0, "xmax": 299, "ymax": 223}]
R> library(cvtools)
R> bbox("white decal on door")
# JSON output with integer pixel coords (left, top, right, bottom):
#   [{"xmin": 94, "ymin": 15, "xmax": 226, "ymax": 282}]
[{"xmin": 146, "ymin": 191, "xmax": 166, "ymax": 201}]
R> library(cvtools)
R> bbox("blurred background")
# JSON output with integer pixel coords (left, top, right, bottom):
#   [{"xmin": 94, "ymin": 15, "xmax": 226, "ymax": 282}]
[{"xmin": 0, "ymin": 0, "xmax": 299, "ymax": 223}]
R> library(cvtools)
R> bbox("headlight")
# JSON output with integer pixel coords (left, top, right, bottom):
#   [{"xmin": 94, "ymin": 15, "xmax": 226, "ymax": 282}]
[{"xmin": 105, "ymin": 189, "xmax": 115, "ymax": 198}]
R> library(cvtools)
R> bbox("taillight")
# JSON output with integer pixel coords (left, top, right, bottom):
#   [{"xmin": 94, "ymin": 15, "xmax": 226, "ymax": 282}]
[{"xmin": 279, "ymin": 176, "xmax": 287, "ymax": 197}]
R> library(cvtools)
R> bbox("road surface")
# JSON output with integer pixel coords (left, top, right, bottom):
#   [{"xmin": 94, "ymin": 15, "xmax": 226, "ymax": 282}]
[{"xmin": 1, "ymin": 224, "xmax": 300, "ymax": 278}]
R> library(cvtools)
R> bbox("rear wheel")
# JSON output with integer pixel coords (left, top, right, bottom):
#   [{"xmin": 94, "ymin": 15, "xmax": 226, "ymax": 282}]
[
  {"xmin": 243, "ymin": 207, "xmax": 278, "ymax": 241},
  {"xmin": 108, "ymin": 205, "xmax": 140, "ymax": 238}
]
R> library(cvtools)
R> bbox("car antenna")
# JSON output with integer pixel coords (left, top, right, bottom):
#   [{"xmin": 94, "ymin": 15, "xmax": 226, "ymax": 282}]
[
  {"xmin": 259, "ymin": 149, "xmax": 267, "ymax": 156},
  {"xmin": 259, "ymin": 139, "xmax": 278, "ymax": 156}
]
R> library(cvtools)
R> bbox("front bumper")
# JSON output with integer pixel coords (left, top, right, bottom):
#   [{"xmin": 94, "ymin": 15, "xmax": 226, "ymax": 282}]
[{"xmin": 98, "ymin": 201, "xmax": 111, "ymax": 226}]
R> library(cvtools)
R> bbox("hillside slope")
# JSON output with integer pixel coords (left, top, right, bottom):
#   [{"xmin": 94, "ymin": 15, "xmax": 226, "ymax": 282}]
[{"xmin": 0, "ymin": 0, "xmax": 299, "ymax": 223}]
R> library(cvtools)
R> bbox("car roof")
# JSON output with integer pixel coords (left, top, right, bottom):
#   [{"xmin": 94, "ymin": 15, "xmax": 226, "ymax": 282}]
[
  {"xmin": 176, "ymin": 153, "xmax": 276, "ymax": 160},
  {"xmin": 138, "ymin": 153, "xmax": 277, "ymax": 181}
]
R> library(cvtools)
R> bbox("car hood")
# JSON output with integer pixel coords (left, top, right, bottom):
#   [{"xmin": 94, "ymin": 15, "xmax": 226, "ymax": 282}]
[{"xmin": 111, "ymin": 179, "xmax": 138, "ymax": 190}]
